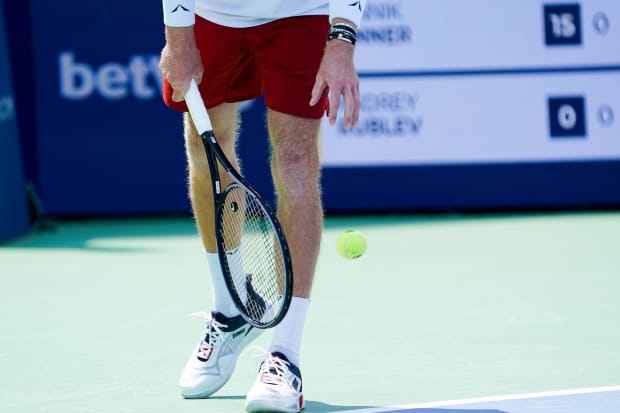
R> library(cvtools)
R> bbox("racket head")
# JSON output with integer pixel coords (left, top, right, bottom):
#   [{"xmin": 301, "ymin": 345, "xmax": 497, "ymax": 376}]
[{"xmin": 215, "ymin": 182, "xmax": 293, "ymax": 329}]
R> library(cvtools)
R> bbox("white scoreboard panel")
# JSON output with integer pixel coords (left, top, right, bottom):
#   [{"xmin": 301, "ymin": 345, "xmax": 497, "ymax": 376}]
[{"xmin": 321, "ymin": 0, "xmax": 620, "ymax": 167}]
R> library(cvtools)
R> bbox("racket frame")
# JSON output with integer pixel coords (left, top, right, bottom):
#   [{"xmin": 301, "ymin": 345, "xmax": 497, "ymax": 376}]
[{"xmin": 185, "ymin": 80, "xmax": 293, "ymax": 329}]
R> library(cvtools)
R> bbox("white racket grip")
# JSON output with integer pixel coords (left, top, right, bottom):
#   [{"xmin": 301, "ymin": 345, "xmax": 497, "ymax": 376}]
[{"xmin": 184, "ymin": 79, "xmax": 213, "ymax": 135}]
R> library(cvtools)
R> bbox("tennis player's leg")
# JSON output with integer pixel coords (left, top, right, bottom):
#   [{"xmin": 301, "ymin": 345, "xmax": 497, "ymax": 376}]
[
  {"xmin": 267, "ymin": 111, "xmax": 323, "ymax": 300},
  {"xmin": 245, "ymin": 111, "xmax": 322, "ymax": 413},
  {"xmin": 178, "ymin": 103, "xmax": 264, "ymax": 398},
  {"xmin": 243, "ymin": 15, "xmax": 328, "ymax": 413},
  {"xmin": 185, "ymin": 103, "xmax": 239, "ymax": 253}
]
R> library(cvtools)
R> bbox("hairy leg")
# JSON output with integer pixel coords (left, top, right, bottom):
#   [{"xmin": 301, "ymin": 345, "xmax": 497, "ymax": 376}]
[
  {"xmin": 267, "ymin": 109, "xmax": 323, "ymax": 298},
  {"xmin": 185, "ymin": 102, "xmax": 240, "ymax": 252}
]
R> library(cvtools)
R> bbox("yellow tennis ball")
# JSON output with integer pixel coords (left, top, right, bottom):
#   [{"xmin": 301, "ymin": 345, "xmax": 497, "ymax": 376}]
[{"xmin": 337, "ymin": 229, "xmax": 367, "ymax": 259}]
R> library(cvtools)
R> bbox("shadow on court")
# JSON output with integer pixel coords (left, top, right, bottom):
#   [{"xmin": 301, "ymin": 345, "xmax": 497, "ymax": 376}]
[
  {"xmin": 399, "ymin": 409, "xmax": 507, "ymax": 413},
  {"xmin": 202, "ymin": 395, "xmax": 246, "ymax": 401},
  {"xmin": 1, "ymin": 217, "xmax": 198, "ymax": 251},
  {"xmin": 303, "ymin": 403, "xmax": 508, "ymax": 413},
  {"xmin": 305, "ymin": 400, "xmax": 376, "ymax": 412}
]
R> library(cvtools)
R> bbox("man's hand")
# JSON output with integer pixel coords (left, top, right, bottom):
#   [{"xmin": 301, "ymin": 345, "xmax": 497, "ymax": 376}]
[
  {"xmin": 309, "ymin": 39, "xmax": 360, "ymax": 130},
  {"xmin": 159, "ymin": 26, "xmax": 204, "ymax": 102}
]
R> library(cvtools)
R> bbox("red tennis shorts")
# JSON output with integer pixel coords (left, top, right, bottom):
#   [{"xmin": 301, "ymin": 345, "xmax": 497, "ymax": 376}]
[{"xmin": 162, "ymin": 15, "xmax": 330, "ymax": 119}]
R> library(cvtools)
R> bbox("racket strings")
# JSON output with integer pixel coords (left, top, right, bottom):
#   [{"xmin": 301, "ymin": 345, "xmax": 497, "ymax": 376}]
[{"xmin": 219, "ymin": 187, "xmax": 287, "ymax": 323}]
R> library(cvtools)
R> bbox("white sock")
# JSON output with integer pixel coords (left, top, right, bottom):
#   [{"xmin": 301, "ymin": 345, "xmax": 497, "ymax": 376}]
[
  {"xmin": 225, "ymin": 247, "xmax": 248, "ymax": 303},
  {"xmin": 269, "ymin": 297, "xmax": 309, "ymax": 367},
  {"xmin": 206, "ymin": 252, "xmax": 240, "ymax": 318}
]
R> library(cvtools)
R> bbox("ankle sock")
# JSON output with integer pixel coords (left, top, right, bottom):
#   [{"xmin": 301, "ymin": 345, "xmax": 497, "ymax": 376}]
[{"xmin": 268, "ymin": 297, "xmax": 309, "ymax": 367}]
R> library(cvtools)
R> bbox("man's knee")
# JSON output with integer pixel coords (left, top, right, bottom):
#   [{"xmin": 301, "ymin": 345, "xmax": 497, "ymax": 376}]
[{"xmin": 270, "ymin": 114, "xmax": 321, "ymax": 173}]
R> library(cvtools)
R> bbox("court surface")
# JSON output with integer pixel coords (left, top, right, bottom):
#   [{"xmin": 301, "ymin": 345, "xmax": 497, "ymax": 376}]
[{"xmin": 1, "ymin": 211, "xmax": 619, "ymax": 413}]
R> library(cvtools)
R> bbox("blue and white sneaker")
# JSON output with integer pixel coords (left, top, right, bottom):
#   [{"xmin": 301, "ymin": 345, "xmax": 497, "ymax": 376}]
[
  {"xmin": 245, "ymin": 352, "xmax": 304, "ymax": 413},
  {"xmin": 178, "ymin": 311, "xmax": 262, "ymax": 398}
]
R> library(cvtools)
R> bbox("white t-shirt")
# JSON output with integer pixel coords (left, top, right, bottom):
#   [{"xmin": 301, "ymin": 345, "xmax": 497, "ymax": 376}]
[
  {"xmin": 196, "ymin": 0, "xmax": 326, "ymax": 27},
  {"xmin": 195, "ymin": 0, "xmax": 365, "ymax": 28},
  {"xmin": 163, "ymin": 1, "xmax": 365, "ymax": 29}
]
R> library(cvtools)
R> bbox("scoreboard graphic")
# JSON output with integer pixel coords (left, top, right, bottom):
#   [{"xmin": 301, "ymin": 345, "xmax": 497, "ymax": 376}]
[{"xmin": 321, "ymin": 0, "xmax": 620, "ymax": 167}]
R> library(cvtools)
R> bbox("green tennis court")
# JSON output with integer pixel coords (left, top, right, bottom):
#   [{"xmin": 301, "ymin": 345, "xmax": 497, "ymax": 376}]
[{"xmin": 1, "ymin": 211, "xmax": 619, "ymax": 412}]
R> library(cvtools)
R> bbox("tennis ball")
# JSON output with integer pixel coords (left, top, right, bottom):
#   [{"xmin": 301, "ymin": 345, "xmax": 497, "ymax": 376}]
[{"xmin": 337, "ymin": 229, "xmax": 367, "ymax": 259}]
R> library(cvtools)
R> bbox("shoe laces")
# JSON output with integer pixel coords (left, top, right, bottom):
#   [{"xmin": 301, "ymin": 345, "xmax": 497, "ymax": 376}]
[
  {"xmin": 259, "ymin": 355, "xmax": 290, "ymax": 385},
  {"xmin": 191, "ymin": 312, "xmax": 227, "ymax": 360}
]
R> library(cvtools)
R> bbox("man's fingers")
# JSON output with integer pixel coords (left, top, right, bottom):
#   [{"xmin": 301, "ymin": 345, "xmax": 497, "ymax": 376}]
[
  {"xmin": 353, "ymin": 85, "xmax": 360, "ymax": 123},
  {"xmin": 328, "ymin": 88, "xmax": 341, "ymax": 125},
  {"xmin": 349, "ymin": 83, "xmax": 361, "ymax": 128},
  {"xmin": 171, "ymin": 80, "xmax": 190, "ymax": 102},
  {"xmin": 342, "ymin": 86, "xmax": 355, "ymax": 129},
  {"xmin": 172, "ymin": 90, "xmax": 184, "ymax": 102},
  {"xmin": 328, "ymin": 82, "xmax": 360, "ymax": 129},
  {"xmin": 310, "ymin": 76, "xmax": 327, "ymax": 107}
]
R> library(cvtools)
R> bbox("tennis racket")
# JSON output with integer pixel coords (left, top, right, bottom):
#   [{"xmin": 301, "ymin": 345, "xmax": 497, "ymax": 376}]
[{"xmin": 184, "ymin": 79, "xmax": 293, "ymax": 329}]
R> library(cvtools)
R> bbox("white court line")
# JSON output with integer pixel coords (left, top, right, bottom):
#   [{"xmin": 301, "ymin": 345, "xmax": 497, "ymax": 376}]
[{"xmin": 338, "ymin": 385, "xmax": 620, "ymax": 413}]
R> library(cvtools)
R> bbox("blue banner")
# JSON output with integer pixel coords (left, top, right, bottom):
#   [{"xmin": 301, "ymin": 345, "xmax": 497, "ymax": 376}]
[
  {"xmin": 30, "ymin": 1, "xmax": 190, "ymax": 215},
  {"xmin": 27, "ymin": 0, "xmax": 620, "ymax": 215},
  {"xmin": 0, "ymin": 0, "xmax": 29, "ymax": 242}
]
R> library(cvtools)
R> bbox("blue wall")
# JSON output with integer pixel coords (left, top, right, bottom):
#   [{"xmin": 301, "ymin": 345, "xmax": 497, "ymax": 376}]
[
  {"xmin": 0, "ymin": 0, "xmax": 29, "ymax": 241},
  {"xmin": 4, "ymin": 1, "xmax": 620, "ymax": 218}
]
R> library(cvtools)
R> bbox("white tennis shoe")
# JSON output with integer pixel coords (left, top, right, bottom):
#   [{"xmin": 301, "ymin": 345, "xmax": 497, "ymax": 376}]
[
  {"xmin": 178, "ymin": 311, "xmax": 263, "ymax": 398},
  {"xmin": 245, "ymin": 352, "xmax": 304, "ymax": 413}
]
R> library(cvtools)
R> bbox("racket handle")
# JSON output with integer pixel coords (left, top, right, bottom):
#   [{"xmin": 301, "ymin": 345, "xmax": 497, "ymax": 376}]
[{"xmin": 185, "ymin": 79, "xmax": 213, "ymax": 135}]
